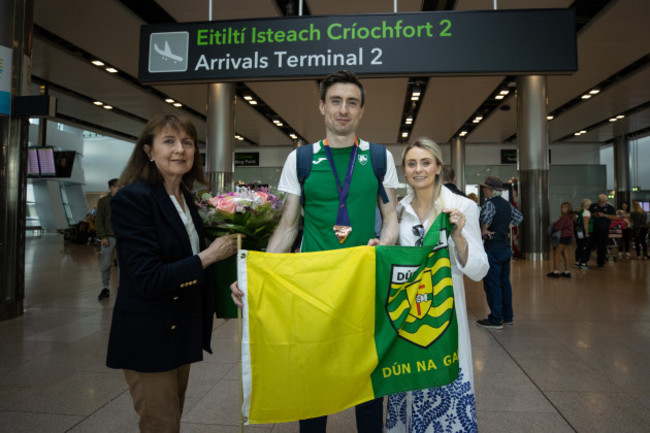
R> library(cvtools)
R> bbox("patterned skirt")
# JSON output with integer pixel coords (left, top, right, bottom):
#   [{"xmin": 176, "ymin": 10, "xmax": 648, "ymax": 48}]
[{"xmin": 385, "ymin": 367, "xmax": 478, "ymax": 433}]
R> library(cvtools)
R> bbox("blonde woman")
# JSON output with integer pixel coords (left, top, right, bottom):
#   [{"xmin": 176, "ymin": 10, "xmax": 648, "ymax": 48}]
[{"xmin": 386, "ymin": 137, "xmax": 488, "ymax": 433}]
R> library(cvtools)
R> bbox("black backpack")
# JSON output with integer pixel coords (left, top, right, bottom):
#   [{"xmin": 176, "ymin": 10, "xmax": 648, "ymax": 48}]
[{"xmin": 296, "ymin": 142, "xmax": 390, "ymax": 206}]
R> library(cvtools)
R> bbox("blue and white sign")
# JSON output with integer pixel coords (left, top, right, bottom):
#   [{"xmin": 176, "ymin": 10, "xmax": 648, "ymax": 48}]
[{"xmin": 0, "ymin": 45, "xmax": 12, "ymax": 116}]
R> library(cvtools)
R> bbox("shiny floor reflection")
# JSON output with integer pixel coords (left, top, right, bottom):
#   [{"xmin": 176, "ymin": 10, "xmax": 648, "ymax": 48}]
[{"xmin": 0, "ymin": 234, "xmax": 648, "ymax": 432}]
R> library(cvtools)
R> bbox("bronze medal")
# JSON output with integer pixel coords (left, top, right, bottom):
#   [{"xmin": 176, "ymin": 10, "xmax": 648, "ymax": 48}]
[{"xmin": 333, "ymin": 225, "xmax": 352, "ymax": 243}]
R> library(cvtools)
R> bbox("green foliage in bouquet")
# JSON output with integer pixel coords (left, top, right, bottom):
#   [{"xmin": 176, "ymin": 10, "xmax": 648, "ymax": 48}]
[{"xmin": 196, "ymin": 187, "xmax": 285, "ymax": 319}]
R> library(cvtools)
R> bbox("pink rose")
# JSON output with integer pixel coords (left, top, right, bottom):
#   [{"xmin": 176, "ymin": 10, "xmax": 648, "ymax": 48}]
[
  {"xmin": 206, "ymin": 196, "xmax": 222, "ymax": 207},
  {"xmin": 216, "ymin": 197, "xmax": 237, "ymax": 213}
]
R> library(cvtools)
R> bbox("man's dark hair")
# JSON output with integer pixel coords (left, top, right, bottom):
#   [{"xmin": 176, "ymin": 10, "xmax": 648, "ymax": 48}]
[
  {"xmin": 108, "ymin": 178, "xmax": 119, "ymax": 188},
  {"xmin": 441, "ymin": 165, "xmax": 455, "ymax": 183},
  {"xmin": 319, "ymin": 70, "xmax": 365, "ymax": 107}
]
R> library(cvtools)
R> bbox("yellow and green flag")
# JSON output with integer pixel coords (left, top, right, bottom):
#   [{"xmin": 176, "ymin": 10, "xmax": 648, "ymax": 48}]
[{"xmin": 237, "ymin": 215, "xmax": 458, "ymax": 424}]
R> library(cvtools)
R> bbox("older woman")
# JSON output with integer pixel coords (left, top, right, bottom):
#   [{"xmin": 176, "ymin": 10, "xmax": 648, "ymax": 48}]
[
  {"xmin": 106, "ymin": 114, "xmax": 238, "ymax": 433},
  {"xmin": 386, "ymin": 137, "xmax": 489, "ymax": 433}
]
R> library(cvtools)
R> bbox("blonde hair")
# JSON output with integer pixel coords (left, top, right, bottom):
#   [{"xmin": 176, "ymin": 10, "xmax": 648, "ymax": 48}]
[
  {"xmin": 401, "ymin": 137, "xmax": 443, "ymax": 202},
  {"xmin": 580, "ymin": 198, "xmax": 592, "ymax": 210},
  {"xmin": 632, "ymin": 200, "xmax": 646, "ymax": 214}
]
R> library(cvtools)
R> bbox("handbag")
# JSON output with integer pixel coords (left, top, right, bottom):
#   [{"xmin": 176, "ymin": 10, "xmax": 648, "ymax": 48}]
[{"xmin": 548, "ymin": 224, "xmax": 561, "ymax": 248}]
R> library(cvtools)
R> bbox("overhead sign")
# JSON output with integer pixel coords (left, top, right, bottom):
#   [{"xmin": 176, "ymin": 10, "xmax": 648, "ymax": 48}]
[
  {"xmin": 235, "ymin": 152, "xmax": 260, "ymax": 166},
  {"xmin": 500, "ymin": 149, "xmax": 517, "ymax": 164},
  {"xmin": 138, "ymin": 9, "xmax": 576, "ymax": 83}
]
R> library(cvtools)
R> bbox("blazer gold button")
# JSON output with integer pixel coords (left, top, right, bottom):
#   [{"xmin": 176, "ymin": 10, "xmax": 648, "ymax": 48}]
[
  {"xmin": 173, "ymin": 296, "xmax": 179, "ymax": 301},
  {"xmin": 171, "ymin": 325, "xmax": 177, "ymax": 330}
]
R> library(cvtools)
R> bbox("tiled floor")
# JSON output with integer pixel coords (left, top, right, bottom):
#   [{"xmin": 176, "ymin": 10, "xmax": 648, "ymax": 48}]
[{"xmin": 1, "ymin": 234, "xmax": 649, "ymax": 432}]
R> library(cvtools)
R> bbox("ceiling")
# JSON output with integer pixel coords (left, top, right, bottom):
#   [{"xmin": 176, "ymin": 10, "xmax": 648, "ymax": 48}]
[{"xmin": 29, "ymin": 0, "xmax": 650, "ymax": 151}]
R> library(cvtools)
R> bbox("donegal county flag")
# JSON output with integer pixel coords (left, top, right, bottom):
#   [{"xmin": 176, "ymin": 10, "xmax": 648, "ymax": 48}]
[{"xmin": 237, "ymin": 215, "xmax": 457, "ymax": 424}]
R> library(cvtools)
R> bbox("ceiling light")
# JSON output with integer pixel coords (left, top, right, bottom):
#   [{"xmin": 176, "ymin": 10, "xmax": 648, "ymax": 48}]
[
  {"xmin": 289, "ymin": 133, "xmax": 297, "ymax": 139},
  {"xmin": 405, "ymin": 116, "xmax": 413, "ymax": 124},
  {"xmin": 243, "ymin": 95, "xmax": 253, "ymax": 101},
  {"xmin": 495, "ymin": 95, "xmax": 504, "ymax": 100},
  {"xmin": 574, "ymin": 132, "xmax": 581, "ymax": 136},
  {"xmin": 609, "ymin": 118, "xmax": 617, "ymax": 122},
  {"xmin": 173, "ymin": 103, "xmax": 182, "ymax": 107},
  {"xmin": 412, "ymin": 89, "xmax": 421, "ymax": 97},
  {"xmin": 165, "ymin": 98, "xmax": 175, "ymax": 103},
  {"xmin": 235, "ymin": 135, "xmax": 244, "ymax": 141},
  {"xmin": 410, "ymin": 95, "xmax": 419, "ymax": 101},
  {"xmin": 91, "ymin": 60, "xmax": 105, "ymax": 66},
  {"xmin": 472, "ymin": 116, "xmax": 483, "ymax": 123},
  {"xmin": 248, "ymin": 100, "xmax": 257, "ymax": 105},
  {"xmin": 616, "ymin": 114, "xmax": 625, "ymax": 119},
  {"xmin": 459, "ymin": 131, "xmax": 468, "ymax": 136},
  {"xmin": 105, "ymin": 67, "xmax": 118, "ymax": 73},
  {"xmin": 547, "ymin": 115, "xmax": 554, "ymax": 120},
  {"xmin": 580, "ymin": 130, "xmax": 587, "ymax": 134},
  {"xmin": 581, "ymin": 94, "xmax": 591, "ymax": 99},
  {"xmin": 401, "ymin": 132, "xmax": 408, "ymax": 138},
  {"xmin": 103, "ymin": 105, "xmax": 113, "ymax": 110},
  {"xmin": 499, "ymin": 90, "xmax": 509, "ymax": 95},
  {"xmin": 589, "ymin": 89, "xmax": 600, "ymax": 95},
  {"xmin": 93, "ymin": 101, "xmax": 103, "ymax": 106}
]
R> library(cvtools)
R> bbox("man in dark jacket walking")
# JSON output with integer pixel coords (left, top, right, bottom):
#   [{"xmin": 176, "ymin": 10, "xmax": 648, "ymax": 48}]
[{"xmin": 477, "ymin": 176, "xmax": 523, "ymax": 329}]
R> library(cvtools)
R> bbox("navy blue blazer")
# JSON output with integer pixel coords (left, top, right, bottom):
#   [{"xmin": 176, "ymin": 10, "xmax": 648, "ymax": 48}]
[{"xmin": 106, "ymin": 181, "xmax": 214, "ymax": 373}]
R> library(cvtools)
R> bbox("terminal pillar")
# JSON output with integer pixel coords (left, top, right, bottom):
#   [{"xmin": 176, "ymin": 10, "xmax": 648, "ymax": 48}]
[
  {"xmin": 516, "ymin": 75, "xmax": 549, "ymax": 261},
  {"xmin": 0, "ymin": 0, "xmax": 32, "ymax": 321},
  {"xmin": 450, "ymin": 136, "xmax": 465, "ymax": 193},
  {"xmin": 206, "ymin": 83, "xmax": 235, "ymax": 194},
  {"xmin": 613, "ymin": 135, "xmax": 630, "ymax": 205}
]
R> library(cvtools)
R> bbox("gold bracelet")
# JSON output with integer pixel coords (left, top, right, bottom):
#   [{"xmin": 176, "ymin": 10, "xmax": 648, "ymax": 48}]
[{"xmin": 456, "ymin": 239, "xmax": 468, "ymax": 255}]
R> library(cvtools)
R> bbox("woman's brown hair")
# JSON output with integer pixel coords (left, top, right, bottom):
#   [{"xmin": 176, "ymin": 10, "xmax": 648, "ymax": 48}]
[{"xmin": 119, "ymin": 114, "xmax": 207, "ymax": 189}]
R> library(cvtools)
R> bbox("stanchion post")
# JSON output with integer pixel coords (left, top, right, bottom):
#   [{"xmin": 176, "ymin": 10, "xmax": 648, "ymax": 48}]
[{"xmin": 236, "ymin": 234, "xmax": 244, "ymax": 433}]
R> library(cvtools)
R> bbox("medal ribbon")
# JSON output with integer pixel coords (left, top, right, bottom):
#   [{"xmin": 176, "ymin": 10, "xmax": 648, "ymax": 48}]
[{"xmin": 322, "ymin": 138, "xmax": 359, "ymax": 241}]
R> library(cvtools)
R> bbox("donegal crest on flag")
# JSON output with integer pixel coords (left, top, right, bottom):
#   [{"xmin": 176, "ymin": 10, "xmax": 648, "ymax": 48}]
[{"xmin": 237, "ymin": 214, "xmax": 458, "ymax": 424}]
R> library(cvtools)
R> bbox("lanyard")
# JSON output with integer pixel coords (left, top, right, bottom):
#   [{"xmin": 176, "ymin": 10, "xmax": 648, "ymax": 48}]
[{"xmin": 322, "ymin": 137, "xmax": 359, "ymax": 228}]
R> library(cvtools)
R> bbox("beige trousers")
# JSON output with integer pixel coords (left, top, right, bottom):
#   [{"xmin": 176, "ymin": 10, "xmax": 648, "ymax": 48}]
[{"xmin": 124, "ymin": 364, "xmax": 191, "ymax": 433}]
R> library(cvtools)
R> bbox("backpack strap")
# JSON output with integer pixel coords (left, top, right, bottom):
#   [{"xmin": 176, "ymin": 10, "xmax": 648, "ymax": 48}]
[
  {"xmin": 296, "ymin": 144, "xmax": 313, "ymax": 206},
  {"xmin": 369, "ymin": 142, "xmax": 389, "ymax": 204},
  {"xmin": 297, "ymin": 142, "xmax": 390, "ymax": 205}
]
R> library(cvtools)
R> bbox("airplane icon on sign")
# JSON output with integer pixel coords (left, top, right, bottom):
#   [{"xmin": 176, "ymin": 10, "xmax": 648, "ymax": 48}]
[{"xmin": 154, "ymin": 41, "xmax": 183, "ymax": 63}]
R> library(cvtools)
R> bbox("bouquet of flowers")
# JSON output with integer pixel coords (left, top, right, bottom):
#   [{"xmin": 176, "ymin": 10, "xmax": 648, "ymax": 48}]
[{"xmin": 196, "ymin": 186, "xmax": 284, "ymax": 251}]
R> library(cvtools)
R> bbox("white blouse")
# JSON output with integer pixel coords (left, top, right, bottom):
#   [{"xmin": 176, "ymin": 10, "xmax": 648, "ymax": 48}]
[
  {"xmin": 397, "ymin": 186, "xmax": 488, "ymax": 281},
  {"xmin": 170, "ymin": 195, "xmax": 200, "ymax": 255}
]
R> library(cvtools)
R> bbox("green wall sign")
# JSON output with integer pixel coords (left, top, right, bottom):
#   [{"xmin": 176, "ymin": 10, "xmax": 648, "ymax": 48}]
[{"xmin": 138, "ymin": 9, "xmax": 576, "ymax": 83}]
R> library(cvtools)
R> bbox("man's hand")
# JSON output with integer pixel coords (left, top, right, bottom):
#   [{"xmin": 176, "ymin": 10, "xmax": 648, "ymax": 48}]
[{"xmin": 230, "ymin": 281, "xmax": 243, "ymax": 308}]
